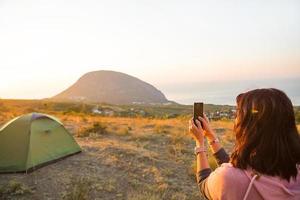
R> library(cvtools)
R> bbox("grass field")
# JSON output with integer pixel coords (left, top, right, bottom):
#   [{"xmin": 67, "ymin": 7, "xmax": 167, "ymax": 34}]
[{"xmin": 0, "ymin": 100, "xmax": 299, "ymax": 200}]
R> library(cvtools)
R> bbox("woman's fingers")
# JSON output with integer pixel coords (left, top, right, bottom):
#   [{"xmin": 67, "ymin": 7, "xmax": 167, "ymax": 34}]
[
  {"xmin": 189, "ymin": 119, "xmax": 195, "ymax": 131},
  {"xmin": 189, "ymin": 119, "xmax": 194, "ymax": 127},
  {"xmin": 197, "ymin": 116, "xmax": 215, "ymax": 139},
  {"xmin": 191, "ymin": 120, "xmax": 199, "ymax": 131},
  {"xmin": 188, "ymin": 118, "xmax": 205, "ymax": 143},
  {"xmin": 188, "ymin": 120, "xmax": 192, "ymax": 130},
  {"xmin": 198, "ymin": 116, "xmax": 213, "ymax": 135},
  {"xmin": 195, "ymin": 119, "xmax": 203, "ymax": 130},
  {"xmin": 203, "ymin": 114, "xmax": 210, "ymax": 122},
  {"xmin": 189, "ymin": 118, "xmax": 202, "ymax": 133},
  {"xmin": 198, "ymin": 116, "xmax": 208, "ymax": 127}
]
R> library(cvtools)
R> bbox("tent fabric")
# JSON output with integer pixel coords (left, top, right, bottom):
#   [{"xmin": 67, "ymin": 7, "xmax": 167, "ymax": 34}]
[
  {"xmin": 0, "ymin": 113, "xmax": 81, "ymax": 173},
  {"xmin": 30, "ymin": 113, "xmax": 63, "ymax": 125}
]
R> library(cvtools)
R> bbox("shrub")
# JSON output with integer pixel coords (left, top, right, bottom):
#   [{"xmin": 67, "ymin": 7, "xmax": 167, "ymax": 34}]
[
  {"xmin": 76, "ymin": 128, "xmax": 91, "ymax": 138},
  {"xmin": 62, "ymin": 176, "xmax": 92, "ymax": 200},
  {"xmin": 127, "ymin": 190, "xmax": 162, "ymax": 200},
  {"xmin": 116, "ymin": 126, "xmax": 131, "ymax": 136},
  {"xmin": 77, "ymin": 122, "xmax": 107, "ymax": 137},
  {"xmin": 0, "ymin": 180, "xmax": 33, "ymax": 198},
  {"xmin": 154, "ymin": 125, "xmax": 168, "ymax": 134}
]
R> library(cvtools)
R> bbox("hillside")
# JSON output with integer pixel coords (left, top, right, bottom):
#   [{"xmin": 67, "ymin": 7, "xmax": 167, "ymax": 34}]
[
  {"xmin": 0, "ymin": 99, "xmax": 237, "ymax": 121},
  {"xmin": 52, "ymin": 70, "xmax": 169, "ymax": 105}
]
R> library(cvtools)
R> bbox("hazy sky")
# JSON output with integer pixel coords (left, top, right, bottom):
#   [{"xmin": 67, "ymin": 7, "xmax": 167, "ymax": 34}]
[{"xmin": 0, "ymin": 0, "xmax": 300, "ymax": 103}]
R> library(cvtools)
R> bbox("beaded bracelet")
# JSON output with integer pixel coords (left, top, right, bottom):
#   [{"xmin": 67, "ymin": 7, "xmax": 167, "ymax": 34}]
[{"xmin": 194, "ymin": 146, "xmax": 207, "ymax": 155}]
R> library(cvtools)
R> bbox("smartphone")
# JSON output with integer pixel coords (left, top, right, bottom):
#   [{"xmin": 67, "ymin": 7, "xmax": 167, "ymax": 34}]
[{"xmin": 193, "ymin": 102, "xmax": 204, "ymax": 127}]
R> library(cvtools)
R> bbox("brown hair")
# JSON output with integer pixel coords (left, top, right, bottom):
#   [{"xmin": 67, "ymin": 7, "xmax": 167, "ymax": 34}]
[{"xmin": 230, "ymin": 88, "xmax": 300, "ymax": 181}]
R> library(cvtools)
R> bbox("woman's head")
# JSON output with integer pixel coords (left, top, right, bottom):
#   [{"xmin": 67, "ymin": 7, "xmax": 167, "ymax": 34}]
[{"xmin": 231, "ymin": 88, "xmax": 300, "ymax": 181}]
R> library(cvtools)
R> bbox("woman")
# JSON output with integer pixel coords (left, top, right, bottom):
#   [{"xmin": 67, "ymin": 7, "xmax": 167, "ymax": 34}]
[{"xmin": 189, "ymin": 88, "xmax": 300, "ymax": 200}]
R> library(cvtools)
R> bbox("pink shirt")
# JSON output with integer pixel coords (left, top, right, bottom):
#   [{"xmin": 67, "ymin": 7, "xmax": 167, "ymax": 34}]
[{"xmin": 206, "ymin": 163, "xmax": 300, "ymax": 200}]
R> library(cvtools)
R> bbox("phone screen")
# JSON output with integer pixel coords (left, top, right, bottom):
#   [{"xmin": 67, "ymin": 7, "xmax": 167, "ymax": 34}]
[{"xmin": 193, "ymin": 102, "xmax": 203, "ymax": 126}]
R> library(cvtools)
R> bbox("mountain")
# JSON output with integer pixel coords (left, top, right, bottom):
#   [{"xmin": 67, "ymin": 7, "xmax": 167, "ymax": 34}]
[{"xmin": 52, "ymin": 70, "xmax": 170, "ymax": 104}]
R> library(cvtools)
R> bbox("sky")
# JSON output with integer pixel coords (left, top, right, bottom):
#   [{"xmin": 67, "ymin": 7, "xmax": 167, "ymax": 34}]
[{"xmin": 0, "ymin": 0, "xmax": 300, "ymax": 104}]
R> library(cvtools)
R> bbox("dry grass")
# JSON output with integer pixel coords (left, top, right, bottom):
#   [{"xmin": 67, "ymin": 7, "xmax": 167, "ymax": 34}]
[
  {"xmin": 0, "ymin": 180, "xmax": 33, "ymax": 199},
  {"xmin": 62, "ymin": 176, "xmax": 92, "ymax": 200},
  {"xmin": 1, "ymin": 110, "xmax": 220, "ymax": 199}
]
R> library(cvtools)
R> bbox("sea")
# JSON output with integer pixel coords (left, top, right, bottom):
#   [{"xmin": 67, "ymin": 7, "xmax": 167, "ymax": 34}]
[{"xmin": 161, "ymin": 77, "xmax": 300, "ymax": 106}]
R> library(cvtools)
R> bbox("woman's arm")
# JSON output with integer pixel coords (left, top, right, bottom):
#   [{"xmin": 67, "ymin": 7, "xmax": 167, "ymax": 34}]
[
  {"xmin": 198, "ymin": 116, "xmax": 230, "ymax": 165},
  {"xmin": 189, "ymin": 119, "xmax": 209, "ymax": 172},
  {"xmin": 196, "ymin": 141, "xmax": 210, "ymax": 171},
  {"xmin": 189, "ymin": 116, "xmax": 230, "ymax": 199},
  {"xmin": 189, "ymin": 119, "xmax": 212, "ymax": 199},
  {"xmin": 196, "ymin": 148, "xmax": 213, "ymax": 200}
]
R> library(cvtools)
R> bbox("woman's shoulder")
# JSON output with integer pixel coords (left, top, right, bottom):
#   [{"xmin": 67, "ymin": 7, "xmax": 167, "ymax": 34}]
[
  {"xmin": 212, "ymin": 163, "xmax": 245, "ymax": 177},
  {"xmin": 206, "ymin": 163, "xmax": 251, "ymax": 199},
  {"xmin": 207, "ymin": 163, "xmax": 251, "ymax": 189}
]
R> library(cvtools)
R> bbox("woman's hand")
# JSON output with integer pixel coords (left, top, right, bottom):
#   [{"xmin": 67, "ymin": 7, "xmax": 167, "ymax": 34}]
[
  {"xmin": 189, "ymin": 118, "xmax": 204, "ymax": 146},
  {"xmin": 198, "ymin": 115, "xmax": 217, "ymax": 142}
]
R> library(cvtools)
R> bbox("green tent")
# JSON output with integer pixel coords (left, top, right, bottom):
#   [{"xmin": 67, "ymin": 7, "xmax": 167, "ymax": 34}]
[{"xmin": 0, "ymin": 113, "xmax": 81, "ymax": 173}]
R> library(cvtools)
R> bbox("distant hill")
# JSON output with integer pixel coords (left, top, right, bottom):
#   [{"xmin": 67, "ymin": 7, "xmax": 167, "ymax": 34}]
[{"xmin": 52, "ymin": 70, "xmax": 170, "ymax": 104}]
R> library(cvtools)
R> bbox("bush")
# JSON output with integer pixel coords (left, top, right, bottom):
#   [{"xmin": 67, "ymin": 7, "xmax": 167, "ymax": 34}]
[
  {"xmin": 77, "ymin": 128, "xmax": 91, "ymax": 138},
  {"xmin": 91, "ymin": 122, "xmax": 107, "ymax": 134},
  {"xmin": 116, "ymin": 126, "xmax": 131, "ymax": 136},
  {"xmin": 127, "ymin": 190, "xmax": 162, "ymax": 200},
  {"xmin": 0, "ymin": 180, "xmax": 33, "ymax": 198},
  {"xmin": 154, "ymin": 124, "xmax": 168, "ymax": 134},
  {"xmin": 77, "ymin": 122, "xmax": 107, "ymax": 137},
  {"xmin": 62, "ymin": 176, "xmax": 92, "ymax": 200}
]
